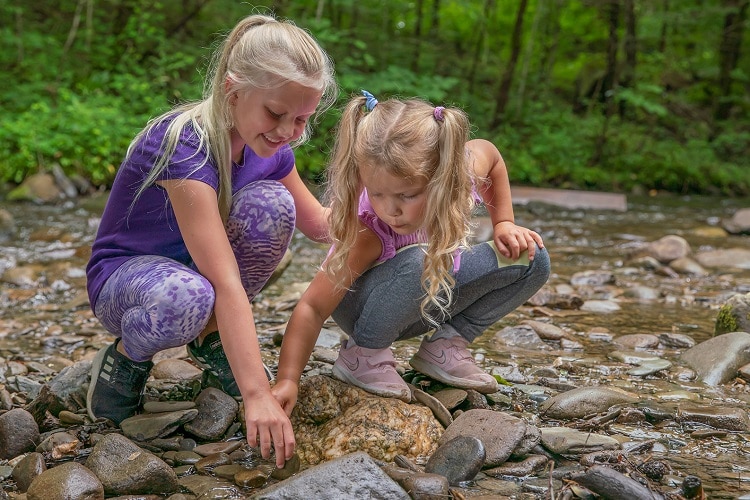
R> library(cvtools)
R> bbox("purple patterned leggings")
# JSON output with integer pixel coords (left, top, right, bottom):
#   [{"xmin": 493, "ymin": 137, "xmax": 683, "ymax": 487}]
[{"xmin": 94, "ymin": 180, "xmax": 296, "ymax": 362}]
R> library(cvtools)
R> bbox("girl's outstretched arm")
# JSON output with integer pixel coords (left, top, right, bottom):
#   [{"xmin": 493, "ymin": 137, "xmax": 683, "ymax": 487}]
[
  {"xmin": 160, "ymin": 178, "xmax": 294, "ymax": 468},
  {"xmin": 273, "ymin": 225, "xmax": 382, "ymax": 414},
  {"xmin": 468, "ymin": 139, "xmax": 545, "ymax": 260},
  {"xmin": 280, "ymin": 167, "xmax": 330, "ymax": 243}
]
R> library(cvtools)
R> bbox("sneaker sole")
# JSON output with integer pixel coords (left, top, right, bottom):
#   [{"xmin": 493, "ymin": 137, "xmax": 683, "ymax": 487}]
[
  {"xmin": 86, "ymin": 344, "xmax": 111, "ymax": 422},
  {"xmin": 332, "ymin": 363, "xmax": 411, "ymax": 402},
  {"xmin": 409, "ymin": 356, "xmax": 499, "ymax": 394}
]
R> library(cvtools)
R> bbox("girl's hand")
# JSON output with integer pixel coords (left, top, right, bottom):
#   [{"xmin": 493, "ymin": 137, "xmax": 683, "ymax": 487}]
[
  {"xmin": 493, "ymin": 221, "xmax": 545, "ymax": 261},
  {"xmin": 271, "ymin": 379, "xmax": 299, "ymax": 417},
  {"xmin": 244, "ymin": 390, "xmax": 296, "ymax": 468}
]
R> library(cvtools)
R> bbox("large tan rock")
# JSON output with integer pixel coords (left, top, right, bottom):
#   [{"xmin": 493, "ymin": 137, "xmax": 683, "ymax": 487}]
[{"xmin": 292, "ymin": 375, "xmax": 442, "ymax": 465}]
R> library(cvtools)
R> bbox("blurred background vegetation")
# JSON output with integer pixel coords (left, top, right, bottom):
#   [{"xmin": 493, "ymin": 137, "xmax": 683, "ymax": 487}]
[{"xmin": 1, "ymin": 0, "xmax": 748, "ymax": 196}]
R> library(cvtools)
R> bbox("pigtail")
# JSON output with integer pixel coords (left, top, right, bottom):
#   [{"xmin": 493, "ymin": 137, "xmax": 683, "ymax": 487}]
[
  {"xmin": 420, "ymin": 106, "xmax": 474, "ymax": 325},
  {"xmin": 323, "ymin": 96, "xmax": 369, "ymax": 285}
]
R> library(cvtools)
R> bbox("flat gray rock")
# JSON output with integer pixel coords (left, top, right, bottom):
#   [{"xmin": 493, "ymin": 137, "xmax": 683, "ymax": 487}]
[{"xmin": 252, "ymin": 451, "xmax": 409, "ymax": 499}]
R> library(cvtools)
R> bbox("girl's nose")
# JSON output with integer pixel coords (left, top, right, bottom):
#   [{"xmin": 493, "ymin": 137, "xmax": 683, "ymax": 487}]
[
  {"xmin": 385, "ymin": 199, "xmax": 401, "ymax": 216},
  {"xmin": 276, "ymin": 118, "xmax": 295, "ymax": 140}
]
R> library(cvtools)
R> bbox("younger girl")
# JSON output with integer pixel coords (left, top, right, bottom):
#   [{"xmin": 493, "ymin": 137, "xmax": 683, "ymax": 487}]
[
  {"xmin": 85, "ymin": 14, "xmax": 336, "ymax": 467},
  {"xmin": 273, "ymin": 91, "xmax": 550, "ymax": 408}
]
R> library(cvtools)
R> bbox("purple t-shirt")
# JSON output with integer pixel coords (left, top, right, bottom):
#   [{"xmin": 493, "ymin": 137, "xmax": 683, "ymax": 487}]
[{"xmin": 86, "ymin": 118, "xmax": 295, "ymax": 306}]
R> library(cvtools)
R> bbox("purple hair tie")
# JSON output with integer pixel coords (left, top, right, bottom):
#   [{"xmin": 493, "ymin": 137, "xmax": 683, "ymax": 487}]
[{"xmin": 433, "ymin": 106, "xmax": 445, "ymax": 122}]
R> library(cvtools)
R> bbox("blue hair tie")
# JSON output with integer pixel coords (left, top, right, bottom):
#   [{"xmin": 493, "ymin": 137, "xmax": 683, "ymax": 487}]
[{"xmin": 362, "ymin": 89, "xmax": 378, "ymax": 111}]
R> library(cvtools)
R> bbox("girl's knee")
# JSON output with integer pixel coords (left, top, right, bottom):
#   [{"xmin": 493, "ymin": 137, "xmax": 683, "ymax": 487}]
[{"xmin": 229, "ymin": 180, "xmax": 296, "ymax": 245}]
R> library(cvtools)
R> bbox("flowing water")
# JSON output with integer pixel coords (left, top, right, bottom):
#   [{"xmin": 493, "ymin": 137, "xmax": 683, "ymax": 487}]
[{"xmin": 1, "ymin": 192, "xmax": 750, "ymax": 498}]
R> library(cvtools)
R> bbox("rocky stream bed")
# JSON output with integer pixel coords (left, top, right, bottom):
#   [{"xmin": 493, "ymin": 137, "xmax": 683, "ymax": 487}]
[{"xmin": 1, "ymin": 187, "xmax": 750, "ymax": 499}]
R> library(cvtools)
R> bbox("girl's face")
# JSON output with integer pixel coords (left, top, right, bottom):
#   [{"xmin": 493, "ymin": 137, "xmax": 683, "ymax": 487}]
[
  {"xmin": 360, "ymin": 163, "xmax": 429, "ymax": 235},
  {"xmin": 229, "ymin": 81, "xmax": 322, "ymax": 160}
]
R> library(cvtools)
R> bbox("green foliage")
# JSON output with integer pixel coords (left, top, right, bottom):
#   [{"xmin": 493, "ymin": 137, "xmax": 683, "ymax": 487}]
[{"xmin": 0, "ymin": 0, "xmax": 747, "ymax": 196}]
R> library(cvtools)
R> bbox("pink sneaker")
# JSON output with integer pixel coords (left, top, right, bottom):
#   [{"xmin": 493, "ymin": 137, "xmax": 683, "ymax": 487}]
[
  {"xmin": 332, "ymin": 339, "xmax": 411, "ymax": 402},
  {"xmin": 409, "ymin": 336, "xmax": 499, "ymax": 393}
]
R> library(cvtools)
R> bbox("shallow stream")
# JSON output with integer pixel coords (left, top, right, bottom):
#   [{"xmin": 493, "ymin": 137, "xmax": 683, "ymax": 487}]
[{"xmin": 1, "ymin": 192, "xmax": 750, "ymax": 498}]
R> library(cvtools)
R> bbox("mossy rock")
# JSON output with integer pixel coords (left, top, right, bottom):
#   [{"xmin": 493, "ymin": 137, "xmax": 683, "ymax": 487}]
[{"xmin": 715, "ymin": 293, "xmax": 750, "ymax": 335}]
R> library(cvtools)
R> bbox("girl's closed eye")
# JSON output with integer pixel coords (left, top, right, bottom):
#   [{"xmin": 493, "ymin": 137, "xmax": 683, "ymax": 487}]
[{"xmin": 267, "ymin": 108, "xmax": 283, "ymax": 119}]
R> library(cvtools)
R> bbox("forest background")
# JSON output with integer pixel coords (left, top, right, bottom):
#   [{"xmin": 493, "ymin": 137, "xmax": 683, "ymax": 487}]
[{"xmin": 1, "ymin": 0, "xmax": 749, "ymax": 196}]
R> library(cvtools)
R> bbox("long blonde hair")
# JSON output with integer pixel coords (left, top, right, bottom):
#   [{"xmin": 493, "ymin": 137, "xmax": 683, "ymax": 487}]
[
  {"xmin": 127, "ymin": 13, "xmax": 337, "ymax": 221},
  {"xmin": 325, "ymin": 94, "xmax": 475, "ymax": 324}
]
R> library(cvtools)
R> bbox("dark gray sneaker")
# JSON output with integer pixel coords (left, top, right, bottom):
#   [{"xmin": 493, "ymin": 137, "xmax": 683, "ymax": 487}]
[
  {"xmin": 187, "ymin": 331, "xmax": 273, "ymax": 399},
  {"xmin": 86, "ymin": 340, "xmax": 153, "ymax": 425}
]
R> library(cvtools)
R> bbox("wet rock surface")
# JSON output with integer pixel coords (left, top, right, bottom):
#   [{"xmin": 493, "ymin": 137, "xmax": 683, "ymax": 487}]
[{"xmin": 1, "ymin": 195, "xmax": 750, "ymax": 498}]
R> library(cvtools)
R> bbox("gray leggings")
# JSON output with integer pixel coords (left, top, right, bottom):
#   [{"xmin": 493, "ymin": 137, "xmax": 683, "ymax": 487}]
[
  {"xmin": 332, "ymin": 243, "xmax": 551, "ymax": 349},
  {"xmin": 94, "ymin": 180, "xmax": 296, "ymax": 362}
]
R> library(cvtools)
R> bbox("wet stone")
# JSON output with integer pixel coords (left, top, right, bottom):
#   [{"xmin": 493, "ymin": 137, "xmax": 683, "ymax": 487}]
[
  {"xmin": 484, "ymin": 454, "xmax": 550, "ymax": 478},
  {"xmin": 613, "ymin": 333, "xmax": 661, "ymax": 349},
  {"xmin": 540, "ymin": 427, "xmax": 620, "ymax": 455},
  {"xmin": 173, "ymin": 450, "xmax": 202, "ymax": 465},
  {"xmin": 657, "ymin": 332, "xmax": 696, "ymax": 349},
  {"xmin": 120, "ymin": 408, "xmax": 199, "ymax": 441},
  {"xmin": 431, "ymin": 387, "xmax": 468, "ymax": 410},
  {"xmin": 234, "ymin": 467, "xmax": 268, "ymax": 488},
  {"xmin": 194, "ymin": 452, "xmax": 233, "ymax": 474},
  {"xmin": 0, "ymin": 408, "xmax": 40, "ymax": 459},
  {"xmin": 628, "ymin": 359, "xmax": 672, "ymax": 376},
  {"xmin": 411, "ymin": 386, "xmax": 453, "ymax": 428},
  {"xmin": 178, "ymin": 473, "xmax": 242, "ymax": 498},
  {"xmin": 85, "ymin": 433, "xmax": 180, "ymax": 496},
  {"xmin": 255, "ymin": 451, "xmax": 410, "ymax": 499},
  {"xmin": 0, "ymin": 465, "xmax": 13, "ymax": 481},
  {"xmin": 570, "ymin": 270, "xmax": 616, "ymax": 286},
  {"xmin": 143, "ymin": 400, "xmax": 197, "ymax": 413},
  {"xmin": 271, "ymin": 452, "xmax": 301, "ymax": 480},
  {"xmin": 150, "ymin": 436, "xmax": 184, "ymax": 451},
  {"xmin": 26, "ymin": 461, "xmax": 103, "ymax": 500},
  {"xmin": 383, "ymin": 464, "xmax": 450, "ymax": 499},
  {"xmin": 184, "ymin": 387, "xmax": 238, "ymax": 441},
  {"xmin": 193, "ymin": 440, "xmax": 243, "ymax": 456},
  {"xmin": 677, "ymin": 404, "xmax": 750, "ymax": 432},
  {"xmin": 58, "ymin": 410, "xmax": 86, "ymax": 425},
  {"xmin": 12, "ymin": 451, "xmax": 46, "ymax": 492},
  {"xmin": 681, "ymin": 331, "xmax": 750, "ymax": 386},
  {"xmin": 539, "ymin": 386, "xmax": 640, "ymax": 420},
  {"xmin": 492, "ymin": 364, "xmax": 528, "ymax": 383},
  {"xmin": 212, "ymin": 463, "xmax": 244, "ymax": 480},
  {"xmin": 439, "ymin": 409, "xmax": 527, "ymax": 468},
  {"xmin": 424, "ymin": 435, "xmax": 485, "ymax": 485}
]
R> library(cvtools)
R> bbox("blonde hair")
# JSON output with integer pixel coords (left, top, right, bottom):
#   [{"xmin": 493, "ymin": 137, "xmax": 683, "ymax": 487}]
[
  {"xmin": 127, "ymin": 13, "xmax": 337, "ymax": 221},
  {"xmin": 325, "ymin": 95, "xmax": 475, "ymax": 324}
]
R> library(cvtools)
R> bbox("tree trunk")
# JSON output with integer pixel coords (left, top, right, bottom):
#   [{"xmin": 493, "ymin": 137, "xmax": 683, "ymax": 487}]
[
  {"xmin": 491, "ymin": 0, "xmax": 528, "ymax": 127},
  {"xmin": 429, "ymin": 0, "xmax": 441, "ymax": 37},
  {"xmin": 658, "ymin": 0, "xmax": 669, "ymax": 53},
  {"xmin": 468, "ymin": 0, "xmax": 494, "ymax": 93},
  {"xmin": 514, "ymin": 0, "xmax": 544, "ymax": 118},
  {"xmin": 715, "ymin": 0, "xmax": 749, "ymax": 121},
  {"xmin": 412, "ymin": 0, "xmax": 425, "ymax": 72},
  {"xmin": 591, "ymin": 0, "xmax": 621, "ymax": 167},
  {"xmin": 539, "ymin": 0, "xmax": 564, "ymax": 96},
  {"xmin": 619, "ymin": 0, "xmax": 636, "ymax": 117}
]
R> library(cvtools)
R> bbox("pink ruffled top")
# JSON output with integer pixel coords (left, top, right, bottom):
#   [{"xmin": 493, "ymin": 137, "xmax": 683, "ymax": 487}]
[{"xmin": 357, "ymin": 187, "xmax": 482, "ymax": 272}]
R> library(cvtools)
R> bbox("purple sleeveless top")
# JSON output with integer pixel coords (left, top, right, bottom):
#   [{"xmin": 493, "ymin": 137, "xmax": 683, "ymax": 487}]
[
  {"xmin": 357, "ymin": 187, "xmax": 482, "ymax": 271},
  {"xmin": 86, "ymin": 117, "xmax": 295, "ymax": 306}
]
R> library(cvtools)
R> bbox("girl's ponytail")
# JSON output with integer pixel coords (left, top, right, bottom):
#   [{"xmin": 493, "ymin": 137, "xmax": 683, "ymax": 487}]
[{"xmin": 324, "ymin": 96, "xmax": 368, "ymax": 282}]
